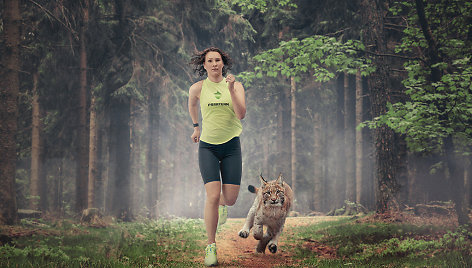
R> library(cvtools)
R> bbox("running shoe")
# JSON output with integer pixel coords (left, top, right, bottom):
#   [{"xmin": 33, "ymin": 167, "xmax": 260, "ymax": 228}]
[
  {"xmin": 204, "ymin": 243, "xmax": 217, "ymax": 266},
  {"xmin": 218, "ymin": 205, "xmax": 227, "ymax": 226}
]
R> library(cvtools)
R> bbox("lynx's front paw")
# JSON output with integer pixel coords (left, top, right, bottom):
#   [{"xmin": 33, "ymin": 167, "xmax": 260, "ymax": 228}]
[
  {"xmin": 238, "ymin": 229, "xmax": 249, "ymax": 238},
  {"xmin": 268, "ymin": 243, "xmax": 277, "ymax": 253}
]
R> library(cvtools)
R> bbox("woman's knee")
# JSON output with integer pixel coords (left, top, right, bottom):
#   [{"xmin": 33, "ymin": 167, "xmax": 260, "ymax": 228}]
[
  {"xmin": 225, "ymin": 197, "xmax": 237, "ymax": 206},
  {"xmin": 205, "ymin": 182, "xmax": 221, "ymax": 205},
  {"xmin": 206, "ymin": 192, "xmax": 220, "ymax": 205}
]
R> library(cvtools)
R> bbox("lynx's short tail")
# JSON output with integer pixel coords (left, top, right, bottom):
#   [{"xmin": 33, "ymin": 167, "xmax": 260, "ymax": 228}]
[{"xmin": 248, "ymin": 185, "xmax": 258, "ymax": 194}]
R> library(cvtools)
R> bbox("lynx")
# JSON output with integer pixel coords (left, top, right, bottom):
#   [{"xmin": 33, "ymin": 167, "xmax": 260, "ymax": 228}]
[{"xmin": 238, "ymin": 173, "xmax": 293, "ymax": 254}]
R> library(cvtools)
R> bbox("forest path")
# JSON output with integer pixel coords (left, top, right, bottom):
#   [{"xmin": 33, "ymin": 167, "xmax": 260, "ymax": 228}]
[{"xmin": 194, "ymin": 216, "xmax": 342, "ymax": 267}]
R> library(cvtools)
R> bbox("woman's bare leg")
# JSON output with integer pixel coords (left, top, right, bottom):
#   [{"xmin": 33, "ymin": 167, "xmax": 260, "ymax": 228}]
[{"xmin": 204, "ymin": 181, "xmax": 221, "ymax": 244}]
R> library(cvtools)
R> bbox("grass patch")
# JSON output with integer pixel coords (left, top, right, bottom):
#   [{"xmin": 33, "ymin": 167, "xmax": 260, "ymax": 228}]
[
  {"xmin": 287, "ymin": 216, "xmax": 472, "ymax": 267},
  {"xmin": 0, "ymin": 217, "xmax": 206, "ymax": 267}
]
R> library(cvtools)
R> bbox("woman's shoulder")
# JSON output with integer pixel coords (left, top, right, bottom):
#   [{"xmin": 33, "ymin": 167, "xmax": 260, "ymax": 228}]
[
  {"xmin": 190, "ymin": 79, "xmax": 205, "ymax": 91},
  {"xmin": 189, "ymin": 79, "xmax": 205, "ymax": 98},
  {"xmin": 192, "ymin": 79, "xmax": 206, "ymax": 87}
]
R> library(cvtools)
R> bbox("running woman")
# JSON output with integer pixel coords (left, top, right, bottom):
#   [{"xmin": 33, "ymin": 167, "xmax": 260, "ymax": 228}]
[{"xmin": 188, "ymin": 47, "xmax": 246, "ymax": 266}]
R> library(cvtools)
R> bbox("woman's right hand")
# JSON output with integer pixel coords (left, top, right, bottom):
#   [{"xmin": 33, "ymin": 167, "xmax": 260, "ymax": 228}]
[{"xmin": 191, "ymin": 127, "xmax": 200, "ymax": 143}]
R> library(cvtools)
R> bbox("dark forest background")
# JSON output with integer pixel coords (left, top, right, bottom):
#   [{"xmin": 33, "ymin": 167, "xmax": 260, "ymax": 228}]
[{"xmin": 1, "ymin": 0, "xmax": 471, "ymax": 225}]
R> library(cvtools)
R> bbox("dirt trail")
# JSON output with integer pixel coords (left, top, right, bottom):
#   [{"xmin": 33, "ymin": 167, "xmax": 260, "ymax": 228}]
[{"xmin": 195, "ymin": 216, "xmax": 342, "ymax": 267}]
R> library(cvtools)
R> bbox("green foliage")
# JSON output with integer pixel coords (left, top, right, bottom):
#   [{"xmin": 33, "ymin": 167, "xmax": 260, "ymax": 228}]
[
  {"xmin": 363, "ymin": 0, "xmax": 472, "ymax": 155},
  {"xmin": 366, "ymin": 58, "xmax": 472, "ymax": 153},
  {"xmin": 440, "ymin": 225, "xmax": 472, "ymax": 250},
  {"xmin": 0, "ymin": 244, "xmax": 71, "ymax": 263},
  {"xmin": 358, "ymin": 238, "xmax": 436, "ymax": 259},
  {"xmin": 242, "ymin": 35, "xmax": 373, "ymax": 85},
  {"xmin": 291, "ymin": 217, "xmax": 472, "ymax": 267},
  {"xmin": 0, "ymin": 218, "xmax": 206, "ymax": 267},
  {"xmin": 230, "ymin": 0, "xmax": 297, "ymax": 14}
]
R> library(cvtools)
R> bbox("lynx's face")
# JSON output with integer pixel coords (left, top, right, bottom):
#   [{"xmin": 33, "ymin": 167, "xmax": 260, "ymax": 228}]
[{"xmin": 261, "ymin": 183, "xmax": 285, "ymax": 207}]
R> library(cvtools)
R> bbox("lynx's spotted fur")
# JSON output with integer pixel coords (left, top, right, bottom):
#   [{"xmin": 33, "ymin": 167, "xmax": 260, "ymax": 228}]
[{"xmin": 238, "ymin": 173, "xmax": 293, "ymax": 254}]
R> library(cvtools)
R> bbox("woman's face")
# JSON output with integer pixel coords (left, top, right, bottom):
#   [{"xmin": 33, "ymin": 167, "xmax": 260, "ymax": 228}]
[{"xmin": 203, "ymin": 51, "xmax": 224, "ymax": 76}]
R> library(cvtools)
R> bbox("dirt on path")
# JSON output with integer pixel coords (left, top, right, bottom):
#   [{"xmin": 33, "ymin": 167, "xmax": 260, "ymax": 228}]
[{"xmin": 194, "ymin": 216, "xmax": 343, "ymax": 267}]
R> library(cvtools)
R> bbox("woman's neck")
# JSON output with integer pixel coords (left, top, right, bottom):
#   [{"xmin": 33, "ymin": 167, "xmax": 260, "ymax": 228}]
[{"xmin": 207, "ymin": 74, "xmax": 223, "ymax": 83}]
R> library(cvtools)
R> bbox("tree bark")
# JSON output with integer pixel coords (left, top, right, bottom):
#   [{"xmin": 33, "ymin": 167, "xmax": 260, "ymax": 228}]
[
  {"xmin": 77, "ymin": 0, "xmax": 90, "ymax": 212},
  {"xmin": 361, "ymin": 0, "xmax": 400, "ymax": 213},
  {"xmin": 344, "ymin": 73, "xmax": 355, "ymax": 202},
  {"xmin": 30, "ymin": 72, "xmax": 46, "ymax": 211},
  {"xmin": 0, "ymin": 0, "xmax": 20, "ymax": 225},
  {"xmin": 355, "ymin": 70, "xmax": 364, "ymax": 204},
  {"xmin": 313, "ymin": 111, "xmax": 322, "ymax": 211},
  {"xmin": 88, "ymin": 93, "xmax": 98, "ymax": 208},
  {"xmin": 290, "ymin": 77, "xmax": 297, "ymax": 209}
]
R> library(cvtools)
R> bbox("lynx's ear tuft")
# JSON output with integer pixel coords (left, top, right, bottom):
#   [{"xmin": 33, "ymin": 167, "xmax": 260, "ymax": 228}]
[{"xmin": 259, "ymin": 173, "xmax": 268, "ymax": 185}]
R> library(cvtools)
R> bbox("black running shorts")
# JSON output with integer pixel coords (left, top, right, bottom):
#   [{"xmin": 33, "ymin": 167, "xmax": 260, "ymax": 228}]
[{"xmin": 198, "ymin": 137, "xmax": 242, "ymax": 185}]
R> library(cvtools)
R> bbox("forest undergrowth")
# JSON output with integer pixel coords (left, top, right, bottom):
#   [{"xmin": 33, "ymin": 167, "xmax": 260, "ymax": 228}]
[{"xmin": 0, "ymin": 212, "xmax": 471, "ymax": 267}]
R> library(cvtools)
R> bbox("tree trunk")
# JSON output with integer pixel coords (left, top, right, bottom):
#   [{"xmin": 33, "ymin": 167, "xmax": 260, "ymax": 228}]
[
  {"xmin": 105, "ymin": 105, "xmax": 115, "ymax": 214},
  {"xmin": 313, "ymin": 111, "xmax": 322, "ymax": 211},
  {"xmin": 407, "ymin": 152, "xmax": 419, "ymax": 205},
  {"xmin": 110, "ymin": 97, "xmax": 132, "ymax": 220},
  {"xmin": 101, "ymin": 111, "xmax": 111, "ymax": 212},
  {"xmin": 355, "ymin": 70, "xmax": 364, "ymax": 204},
  {"xmin": 94, "ymin": 110, "xmax": 105, "ymax": 210},
  {"xmin": 465, "ymin": 158, "xmax": 470, "ymax": 209},
  {"xmin": 130, "ymin": 98, "xmax": 137, "ymax": 214},
  {"xmin": 344, "ymin": 73, "xmax": 355, "ymax": 202},
  {"xmin": 88, "ymin": 93, "xmax": 98, "ymax": 208},
  {"xmin": 77, "ymin": 0, "xmax": 90, "ymax": 213},
  {"xmin": 444, "ymin": 136, "xmax": 470, "ymax": 225},
  {"xmin": 0, "ymin": 0, "xmax": 20, "ymax": 225},
  {"xmin": 30, "ymin": 72, "xmax": 46, "ymax": 211},
  {"xmin": 103, "ymin": 0, "xmax": 133, "ymax": 218},
  {"xmin": 290, "ymin": 77, "xmax": 297, "ymax": 208},
  {"xmin": 52, "ymin": 158, "xmax": 64, "ymax": 215},
  {"xmin": 335, "ymin": 75, "xmax": 346, "ymax": 208},
  {"xmin": 361, "ymin": 0, "xmax": 400, "ymax": 213},
  {"xmin": 130, "ymin": 97, "xmax": 145, "ymax": 216},
  {"xmin": 147, "ymin": 89, "xmax": 159, "ymax": 218}
]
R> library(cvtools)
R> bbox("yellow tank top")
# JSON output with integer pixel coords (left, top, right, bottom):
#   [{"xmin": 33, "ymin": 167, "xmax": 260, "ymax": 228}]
[{"xmin": 200, "ymin": 78, "xmax": 242, "ymax": 144}]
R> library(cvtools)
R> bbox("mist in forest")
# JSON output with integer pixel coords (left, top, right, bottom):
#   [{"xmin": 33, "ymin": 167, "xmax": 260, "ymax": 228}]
[
  {"xmin": 3, "ymin": 0, "xmax": 471, "ymax": 226},
  {"xmin": 150, "ymin": 75, "xmax": 377, "ymax": 218}
]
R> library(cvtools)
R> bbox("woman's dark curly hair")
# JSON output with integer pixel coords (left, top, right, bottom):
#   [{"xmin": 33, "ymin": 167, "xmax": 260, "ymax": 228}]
[{"xmin": 190, "ymin": 47, "xmax": 233, "ymax": 77}]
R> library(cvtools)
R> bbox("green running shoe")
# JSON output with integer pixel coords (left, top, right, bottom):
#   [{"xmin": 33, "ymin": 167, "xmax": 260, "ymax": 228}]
[
  {"xmin": 204, "ymin": 243, "xmax": 217, "ymax": 267},
  {"xmin": 218, "ymin": 205, "xmax": 227, "ymax": 226}
]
